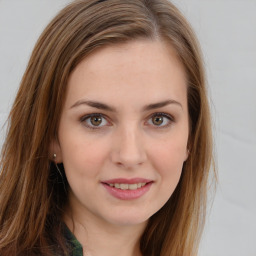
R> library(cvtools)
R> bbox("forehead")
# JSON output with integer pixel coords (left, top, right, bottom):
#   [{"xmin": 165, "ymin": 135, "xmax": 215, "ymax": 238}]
[{"xmin": 65, "ymin": 39, "xmax": 187, "ymax": 109}]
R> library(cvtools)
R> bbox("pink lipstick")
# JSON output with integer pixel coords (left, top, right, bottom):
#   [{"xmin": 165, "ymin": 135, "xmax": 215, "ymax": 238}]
[{"xmin": 101, "ymin": 178, "xmax": 153, "ymax": 200}]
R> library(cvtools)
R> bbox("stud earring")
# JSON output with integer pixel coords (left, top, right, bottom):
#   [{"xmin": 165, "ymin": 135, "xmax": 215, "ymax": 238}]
[{"xmin": 52, "ymin": 153, "xmax": 67, "ymax": 192}]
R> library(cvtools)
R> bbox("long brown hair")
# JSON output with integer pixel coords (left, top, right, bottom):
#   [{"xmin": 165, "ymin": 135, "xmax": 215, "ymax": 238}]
[{"xmin": 0, "ymin": 0, "xmax": 215, "ymax": 255}]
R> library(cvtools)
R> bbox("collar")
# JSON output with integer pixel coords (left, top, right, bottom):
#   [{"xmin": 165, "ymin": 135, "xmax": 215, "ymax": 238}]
[{"xmin": 63, "ymin": 223, "xmax": 83, "ymax": 256}]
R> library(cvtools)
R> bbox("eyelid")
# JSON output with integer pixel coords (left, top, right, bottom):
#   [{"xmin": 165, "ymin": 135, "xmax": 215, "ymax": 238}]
[
  {"xmin": 80, "ymin": 112, "xmax": 175, "ymax": 130},
  {"xmin": 151, "ymin": 112, "xmax": 174, "ymax": 121},
  {"xmin": 146, "ymin": 112, "xmax": 175, "ymax": 128},
  {"xmin": 80, "ymin": 113, "xmax": 111, "ymax": 129}
]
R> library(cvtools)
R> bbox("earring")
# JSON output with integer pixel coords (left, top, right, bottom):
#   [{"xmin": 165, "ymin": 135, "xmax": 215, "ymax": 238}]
[{"xmin": 52, "ymin": 153, "xmax": 67, "ymax": 192}]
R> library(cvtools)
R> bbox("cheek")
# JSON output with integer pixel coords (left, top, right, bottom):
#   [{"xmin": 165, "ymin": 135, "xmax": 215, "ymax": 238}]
[
  {"xmin": 151, "ymin": 141, "xmax": 185, "ymax": 208},
  {"xmin": 146, "ymin": 138, "xmax": 186, "ymax": 215},
  {"xmin": 60, "ymin": 135, "xmax": 110, "ymax": 179},
  {"xmin": 150, "ymin": 137, "xmax": 187, "ymax": 178}
]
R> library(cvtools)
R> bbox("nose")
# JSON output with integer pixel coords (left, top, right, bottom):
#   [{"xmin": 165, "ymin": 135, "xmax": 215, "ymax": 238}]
[{"xmin": 110, "ymin": 126, "xmax": 147, "ymax": 169}]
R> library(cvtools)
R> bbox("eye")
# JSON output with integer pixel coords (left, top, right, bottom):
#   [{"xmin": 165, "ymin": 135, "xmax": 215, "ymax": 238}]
[
  {"xmin": 147, "ymin": 113, "xmax": 174, "ymax": 128},
  {"xmin": 80, "ymin": 114, "xmax": 109, "ymax": 129}
]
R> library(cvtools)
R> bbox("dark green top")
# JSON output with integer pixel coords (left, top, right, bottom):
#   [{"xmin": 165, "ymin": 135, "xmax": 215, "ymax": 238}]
[{"xmin": 64, "ymin": 225, "xmax": 83, "ymax": 256}]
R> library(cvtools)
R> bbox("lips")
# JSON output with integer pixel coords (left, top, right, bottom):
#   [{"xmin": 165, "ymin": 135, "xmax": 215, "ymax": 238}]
[
  {"xmin": 101, "ymin": 178, "xmax": 153, "ymax": 200},
  {"xmin": 103, "ymin": 178, "xmax": 152, "ymax": 184}
]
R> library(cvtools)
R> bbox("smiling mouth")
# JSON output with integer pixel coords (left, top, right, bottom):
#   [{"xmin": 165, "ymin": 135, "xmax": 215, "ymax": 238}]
[
  {"xmin": 107, "ymin": 182, "xmax": 147, "ymax": 190},
  {"xmin": 102, "ymin": 180, "xmax": 153, "ymax": 200}
]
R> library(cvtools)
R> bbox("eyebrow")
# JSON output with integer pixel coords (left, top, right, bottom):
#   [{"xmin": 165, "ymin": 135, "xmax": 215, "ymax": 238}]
[
  {"xmin": 70, "ymin": 99, "xmax": 183, "ymax": 111},
  {"xmin": 70, "ymin": 100, "xmax": 116, "ymax": 112},
  {"xmin": 142, "ymin": 99, "xmax": 183, "ymax": 111}
]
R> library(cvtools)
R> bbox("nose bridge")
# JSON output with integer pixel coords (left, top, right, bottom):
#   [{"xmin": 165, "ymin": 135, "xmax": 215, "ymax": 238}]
[{"xmin": 111, "ymin": 122, "xmax": 146, "ymax": 168}]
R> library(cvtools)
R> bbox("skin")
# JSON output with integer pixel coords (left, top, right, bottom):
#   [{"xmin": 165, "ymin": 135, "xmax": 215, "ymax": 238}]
[{"xmin": 52, "ymin": 39, "xmax": 189, "ymax": 256}]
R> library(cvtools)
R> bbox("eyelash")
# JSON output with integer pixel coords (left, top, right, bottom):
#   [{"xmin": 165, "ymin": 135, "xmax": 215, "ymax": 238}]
[
  {"xmin": 80, "ymin": 113, "xmax": 109, "ymax": 130},
  {"xmin": 147, "ymin": 112, "xmax": 174, "ymax": 128},
  {"xmin": 80, "ymin": 112, "xmax": 174, "ymax": 130}
]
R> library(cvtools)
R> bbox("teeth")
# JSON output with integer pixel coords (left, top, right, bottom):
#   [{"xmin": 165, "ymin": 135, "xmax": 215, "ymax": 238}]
[
  {"xmin": 109, "ymin": 182, "xmax": 147, "ymax": 190},
  {"xmin": 120, "ymin": 184, "xmax": 129, "ymax": 190},
  {"xmin": 128, "ymin": 184, "xmax": 138, "ymax": 190}
]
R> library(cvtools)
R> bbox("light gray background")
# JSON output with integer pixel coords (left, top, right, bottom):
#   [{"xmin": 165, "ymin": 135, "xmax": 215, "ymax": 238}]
[{"xmin": 0, "ymin": 1, "xmax": 255, "ymax": 255}]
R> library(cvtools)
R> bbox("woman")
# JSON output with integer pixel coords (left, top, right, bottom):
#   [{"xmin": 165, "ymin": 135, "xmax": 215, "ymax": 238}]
[{"xmin": 0, "ymin": 0, "xmax": 215, "ymax": 255}]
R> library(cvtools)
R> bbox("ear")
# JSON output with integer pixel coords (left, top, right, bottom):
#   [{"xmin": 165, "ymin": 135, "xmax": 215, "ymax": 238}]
[
  {"xmin": 49, "ymin": 138, "xmax": 63, "ymax": 163},
  {"xmin": 184, "ymin": 137, "xmax": 191, "ymax": 162},
  {"xmin": 184, "ymin": 148, "xmax": 190, "ymax": 162}
]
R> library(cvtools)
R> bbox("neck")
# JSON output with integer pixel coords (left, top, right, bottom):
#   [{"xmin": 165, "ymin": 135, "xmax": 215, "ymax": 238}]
[{"xmin": 64, "ymin": 205, "xmax": 146, "ymax": 256}]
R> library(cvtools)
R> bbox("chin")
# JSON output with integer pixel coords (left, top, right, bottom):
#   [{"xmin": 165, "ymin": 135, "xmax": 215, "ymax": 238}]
[{"xmin": 105, "ymin": 210, "xmax": 152, "ymax": 227}]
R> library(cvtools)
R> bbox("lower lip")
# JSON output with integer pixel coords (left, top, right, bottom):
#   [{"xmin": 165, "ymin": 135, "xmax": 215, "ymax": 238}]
[{"xmin": 102, "ymin": 182, "xmax": 153, "ymax": 200}]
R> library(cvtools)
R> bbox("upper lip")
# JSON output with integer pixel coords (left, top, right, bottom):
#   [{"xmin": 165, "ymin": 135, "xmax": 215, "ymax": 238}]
[{"xmin": 102, "ymin": 178, "xmax": 153, "ymax": 184}]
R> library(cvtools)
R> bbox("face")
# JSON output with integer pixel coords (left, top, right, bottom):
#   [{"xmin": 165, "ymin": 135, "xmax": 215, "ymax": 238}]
[{"xmin": 53, "ymin": 39, "xmax": 189, "ymax": 227}]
